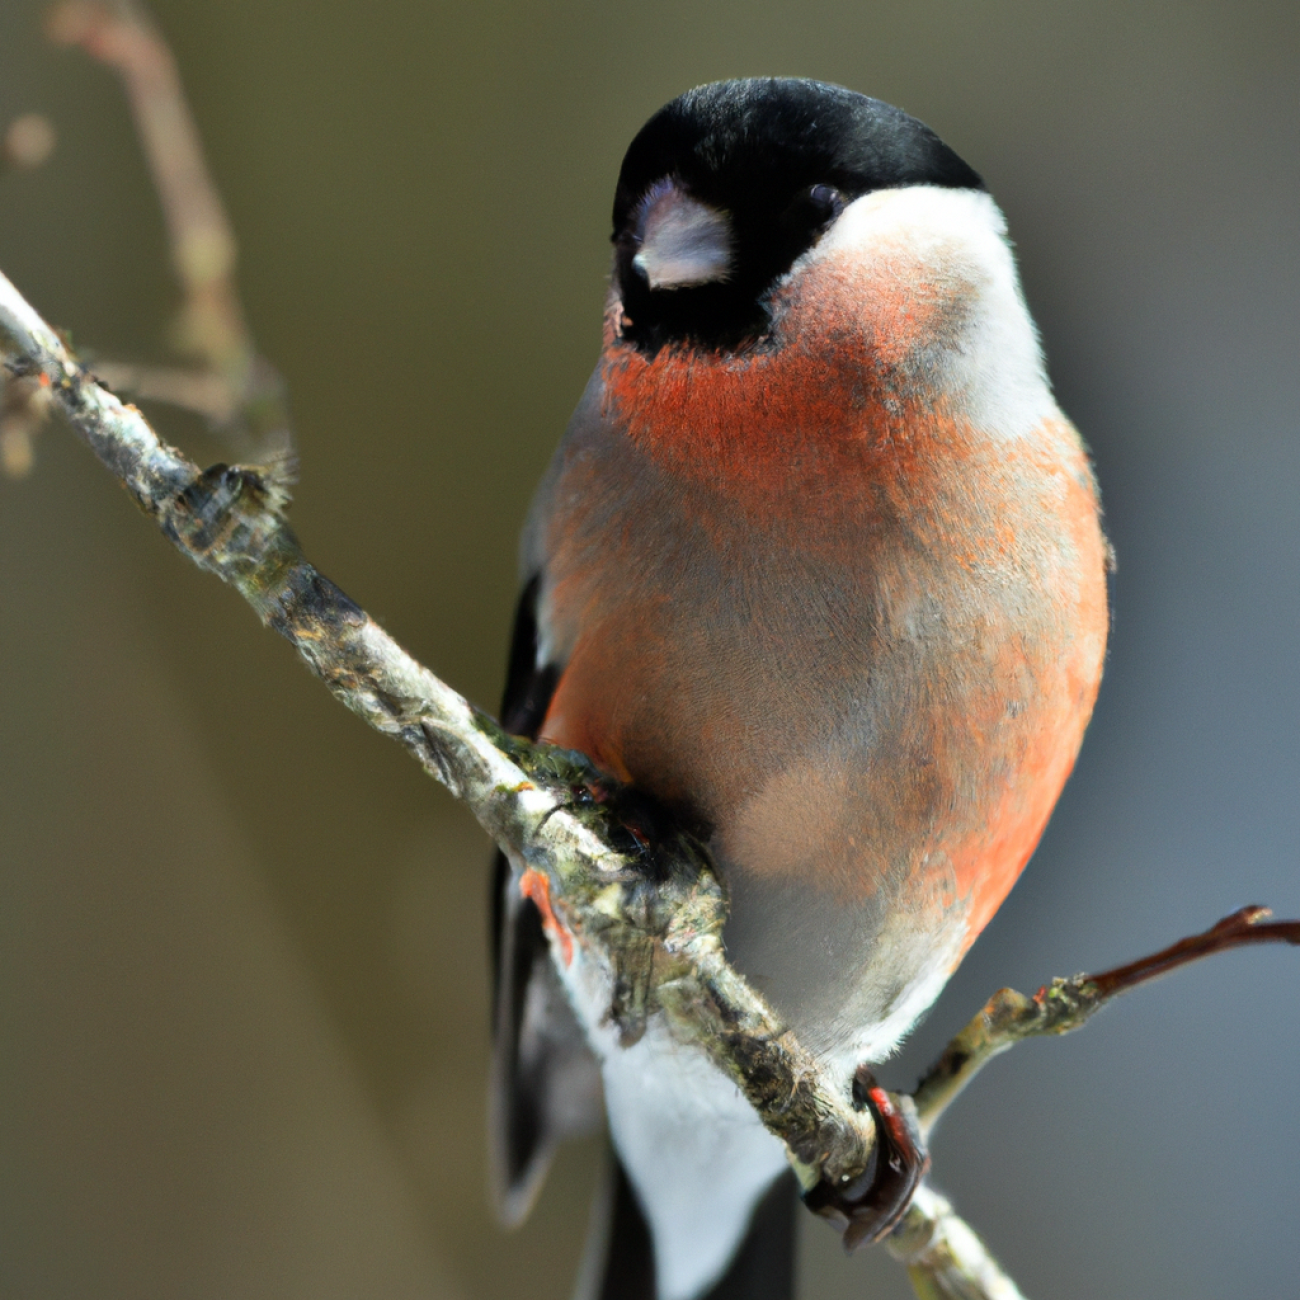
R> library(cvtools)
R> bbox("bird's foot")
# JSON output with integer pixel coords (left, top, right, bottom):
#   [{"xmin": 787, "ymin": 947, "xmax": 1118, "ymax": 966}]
[{"xmin": 802, "ymin": 1066, "xmax": 931, "ymax": 1250}]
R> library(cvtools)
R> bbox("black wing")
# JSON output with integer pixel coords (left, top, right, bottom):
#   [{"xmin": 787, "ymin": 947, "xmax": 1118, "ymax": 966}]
[
  {"xmin": 490, "ymin": 581, "xmax": 797, "ymax": 1300},
  {"xmin": 489, "ymin": 574, "xmax": 602, "ymax": 1226}
]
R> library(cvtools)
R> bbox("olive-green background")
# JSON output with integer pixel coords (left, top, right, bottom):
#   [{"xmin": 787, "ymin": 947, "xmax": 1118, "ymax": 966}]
[{"xmin": 1, "ymin": 3, "xmax": 1296, "ymax": 1297}]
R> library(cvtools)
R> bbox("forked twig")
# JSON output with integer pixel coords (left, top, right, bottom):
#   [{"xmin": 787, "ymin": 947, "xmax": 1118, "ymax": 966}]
[
  {"xmin": 911, "ymin": 905, "xmax": 1300, "ymax": 1143},
  {"xmin": 45, "ymin": 0, "xmax": 289, "ymax": 451},
  {"xmin": 887, "ymin": 906, "xmax": 1299, "ymax": 1297}
]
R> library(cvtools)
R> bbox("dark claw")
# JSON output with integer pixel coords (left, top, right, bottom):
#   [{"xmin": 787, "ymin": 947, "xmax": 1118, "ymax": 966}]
[{"xmin": 802, "ymin": 1066, "xmax": 930, "ymax": 1250}]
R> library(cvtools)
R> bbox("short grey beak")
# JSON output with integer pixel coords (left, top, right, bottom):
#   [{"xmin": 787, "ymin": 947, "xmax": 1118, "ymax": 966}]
[{"xmin": 632, "ymin": 182, "xmax": 735, "ymax": 291}]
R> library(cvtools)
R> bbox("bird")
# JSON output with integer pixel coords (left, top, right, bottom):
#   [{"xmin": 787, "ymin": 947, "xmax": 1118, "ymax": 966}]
[{"xmin": 489, "ymin": 77, "xmax": 1109, "ymax": 1300}]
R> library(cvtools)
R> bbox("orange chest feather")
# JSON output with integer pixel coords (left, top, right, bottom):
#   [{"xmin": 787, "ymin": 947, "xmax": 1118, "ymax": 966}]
[
  {"xmin": 543, "ymin": 331, "xmax": 1108, "ymax": 954},
  {"xmin": 598, "ymin": 245, "xmax": 966, "ymax": 499},
  {"xmin": 599, "ymin": 326, "xmax": 905, "ymax": 498}
]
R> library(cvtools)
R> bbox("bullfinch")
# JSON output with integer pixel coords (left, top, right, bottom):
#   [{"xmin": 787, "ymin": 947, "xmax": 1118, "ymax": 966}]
[{"xmin": 489, "ymin": 78, "xmax": 1108, "ymax": 1300}]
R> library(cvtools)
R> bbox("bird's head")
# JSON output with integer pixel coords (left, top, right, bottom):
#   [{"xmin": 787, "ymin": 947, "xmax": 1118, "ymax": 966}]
[{"xmin": 610, "ymin": 78, "xmax": 984, "ymax": 356}]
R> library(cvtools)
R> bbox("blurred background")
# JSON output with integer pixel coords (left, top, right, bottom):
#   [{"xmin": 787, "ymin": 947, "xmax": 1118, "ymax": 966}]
[{"xmin": 0, "ymin": 1, "xmax": 1296, "ymax": 1297}]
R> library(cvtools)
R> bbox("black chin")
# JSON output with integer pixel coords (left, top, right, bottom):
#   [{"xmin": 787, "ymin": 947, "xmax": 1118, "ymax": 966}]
[
  {"xmin": 613, "ymin": 194, "xmax": 833, "ymax": 355},
  {"xmin": 615, "ymin": 259, "xmax": 774, "ymax": 356}
]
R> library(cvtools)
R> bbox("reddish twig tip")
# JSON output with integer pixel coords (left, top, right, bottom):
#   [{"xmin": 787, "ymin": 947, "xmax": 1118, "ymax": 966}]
[{"xmin": 1088, "ymin": 905, "xmax": 1300, "ymax": 998}]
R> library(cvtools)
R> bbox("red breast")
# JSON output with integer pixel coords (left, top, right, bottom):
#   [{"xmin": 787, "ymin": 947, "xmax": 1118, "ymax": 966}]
[{"xmin": 529, "ymin": 188, "xmax": 1108, "ymax": 1061}]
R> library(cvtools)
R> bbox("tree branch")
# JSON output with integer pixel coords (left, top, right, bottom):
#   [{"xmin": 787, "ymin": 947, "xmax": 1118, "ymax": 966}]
[{"xmin": 0, "ymin": 260, "xmax": 883, "ymax": 1255}]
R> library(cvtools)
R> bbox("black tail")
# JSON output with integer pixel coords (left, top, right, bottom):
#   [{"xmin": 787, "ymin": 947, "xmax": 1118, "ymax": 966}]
[
  {"xmin": 580, "ymin": 1154, "xmax": 798, "ymax": 1300},
  {"xmin": 489, "ymin": 576, "xmax": 602, "ymax": 1222},
  {"xmin": 492, "ymin": 577, "xmax": 799, "ymax": 1299}
]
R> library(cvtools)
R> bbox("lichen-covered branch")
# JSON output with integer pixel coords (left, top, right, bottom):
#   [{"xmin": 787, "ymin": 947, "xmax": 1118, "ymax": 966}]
[
  {"xmin": 0, "ymin": 260, "xmax": 883, "ymax": 1242},
  {"xmin": 888, "ymin": 1186, "xmax": 1028, "ymax": 1300},
  {"xmin": 0, "ymin": 265, "xmax": 604, "ymax": 860}
]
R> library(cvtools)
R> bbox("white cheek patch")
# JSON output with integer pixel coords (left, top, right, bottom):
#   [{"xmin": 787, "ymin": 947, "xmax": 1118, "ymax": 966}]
[
  {"xmin": 800, "ymin": 186, "xmax": 1058, "ymax": 442},
  {"xmin": 634, "ymin": 183, "xmax": 735, "ymax": 290}
]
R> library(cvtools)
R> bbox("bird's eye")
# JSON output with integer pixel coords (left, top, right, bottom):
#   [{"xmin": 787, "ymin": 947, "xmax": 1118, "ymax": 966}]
[{"xmin": 807, "ymin": 184, "xmax": 846, "ymax": 224}]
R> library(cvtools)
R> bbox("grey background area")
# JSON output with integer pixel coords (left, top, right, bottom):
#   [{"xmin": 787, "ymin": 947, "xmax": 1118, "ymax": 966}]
[{"xmin": 1, "ymin": 2, "xmax": 1296, "ymax": 1298}]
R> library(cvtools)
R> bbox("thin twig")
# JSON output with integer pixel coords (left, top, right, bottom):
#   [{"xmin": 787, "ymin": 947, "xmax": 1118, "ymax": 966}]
[
  {"xmin": 911, "ymin": 905, "xmax": 1300, "ymax": 1142},
  {"xmin": 1087, "ymin": 904, "xmax": 1300, "ymax": 997},
  {"xmin": 47, "ymin": 0, "xmax": 290, "ymax": 451}
]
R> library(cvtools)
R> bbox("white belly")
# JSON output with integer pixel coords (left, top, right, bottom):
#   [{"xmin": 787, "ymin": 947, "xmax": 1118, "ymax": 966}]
[
  {"xmin": 601, "ymin": 1016, "xmax": 790, "ymax": 1300},
  {"xmin": 556, "ymin": 933, "xmax": 787, "ymax": 1300}
]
